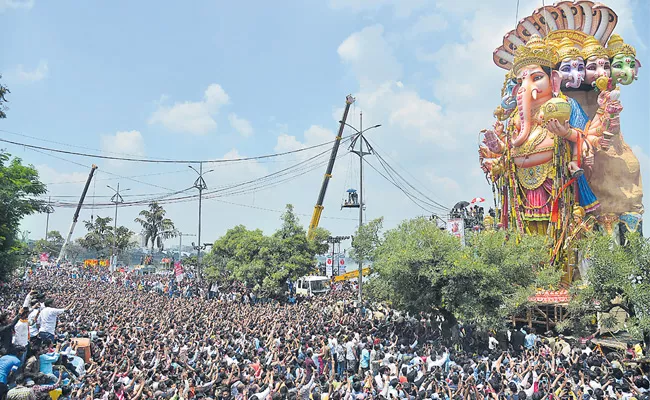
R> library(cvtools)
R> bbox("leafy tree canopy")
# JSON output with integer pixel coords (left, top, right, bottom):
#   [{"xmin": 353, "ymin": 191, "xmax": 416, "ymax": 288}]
[
  {"xmin": 134, "ymin": 201, "xmax": 176, "ymax": 254},
  {"xmin": 0, "ymin": 74, "xmax": 9, "ymax": 119},
  {"xmin": 78, "ymin": 216, "xmax": 135, "ymax": 259},
  {"xmin": 206, "ymin": 204, "xmax": 329, "ymax": 293},
  {"xmin": 368, "ymin": 217, "xmax": 558, "ymax": 330},
  {"xmin": 563, "ymin": 232, "xmax": 650, "ymax": 344},
  {"xmin": 79, "ymin": 216, "xmax": 113, "ymax": 257},
  {"xmin": 0, "ymin": 151, "xmax": 46, "ymax": 279},
  {"xmin": 350, "ymin": 217, "xmax": 384, "ymax": 264},
  {"xmin": 33, "ymin": 230, "xmax": 64, "ymax": 258}
]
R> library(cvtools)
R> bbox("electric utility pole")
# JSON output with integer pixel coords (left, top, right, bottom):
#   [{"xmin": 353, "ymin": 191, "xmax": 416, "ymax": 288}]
[
  {"xmin": 108, "ymin": 183, "xmax": 129, "ymax": 271},
  {"xmin": 344, "ymin": 111, "xmax": 380, "ymax": 305},
  {"xmin": 44, "ymin": 197, "xmax": 54, "ymax": 241},
  {"xmin": 189, "ymin": 163, "xmax": 213, "ymax": 280}
]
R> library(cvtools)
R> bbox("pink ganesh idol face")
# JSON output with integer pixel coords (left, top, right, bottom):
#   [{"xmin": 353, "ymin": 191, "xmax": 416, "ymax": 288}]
[
  {"xmin": 512, "ymin": 65, "xmax": 562, "ymax": 148},
  {"xmin": 585, "ymin": 56, "xmax": 611, "ymax": 86}
]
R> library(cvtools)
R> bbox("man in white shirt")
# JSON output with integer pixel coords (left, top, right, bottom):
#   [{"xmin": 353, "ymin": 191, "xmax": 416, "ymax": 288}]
[
  {"xmin": 12, "ymin": 308, "xmax": 30, "ymax": 348},
  {"xmin": 37, "ymin": 299, "xmax": 71, "ymax": 343},
  {"xmin": 345, "ymin": 337, "xmax": 357, "ymax": 373},
  {"xmin": 488, "ymin": 333, "xmax": 499, "ymax": 351}
]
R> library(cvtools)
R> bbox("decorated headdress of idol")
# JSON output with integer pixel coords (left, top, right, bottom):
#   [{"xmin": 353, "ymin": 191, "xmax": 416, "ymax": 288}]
[
  {"xmin": 512, "ymin": 35, "xmax": 558, "ymax": 76},
  {"xmin": 607, "ymin": 34, "xmax": 641, "ymax": 85}
]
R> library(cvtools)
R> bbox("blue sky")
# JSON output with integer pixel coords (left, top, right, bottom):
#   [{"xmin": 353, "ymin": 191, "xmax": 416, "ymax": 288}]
[{"xmin": 2, "ymin": 0, "xmax": 648, "ymax": 249}]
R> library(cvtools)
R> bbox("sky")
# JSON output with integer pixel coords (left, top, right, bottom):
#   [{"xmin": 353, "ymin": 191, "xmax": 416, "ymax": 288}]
[{"xmin": 2, "ymin": 0, "xmax": 649, "ymax": 253}]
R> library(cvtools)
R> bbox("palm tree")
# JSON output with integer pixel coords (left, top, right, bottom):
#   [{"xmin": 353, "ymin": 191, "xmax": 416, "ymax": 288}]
[
  {"xmin": 80, "ymin": 216, "xmax": 113, "ymax": 256},
  {"xmin": 134, "ymin": 202, "xmax": 176, "ymax": 255}
]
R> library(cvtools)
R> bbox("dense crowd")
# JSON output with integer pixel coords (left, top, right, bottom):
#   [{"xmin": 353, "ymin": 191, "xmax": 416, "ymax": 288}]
[{"xmin": 0, "ymin": 265, "xmax": 648, "ymax": 400}]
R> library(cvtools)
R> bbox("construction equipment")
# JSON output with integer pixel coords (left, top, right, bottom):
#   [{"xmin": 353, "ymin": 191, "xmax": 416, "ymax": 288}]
[
  {"xmin": 56, "ymin": 164, "xmax": 98, "ymax": 263},
  {"xmin": 333, "ymin": 266, "xmax": 371, "ymax": 282},
  {"xmin": 307, "ymin": 94, "xmax": 355, "ymax": 240}
]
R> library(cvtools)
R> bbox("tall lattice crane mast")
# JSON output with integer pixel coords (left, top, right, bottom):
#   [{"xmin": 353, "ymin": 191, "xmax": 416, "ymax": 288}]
[{"xmin": 307, "ymin": 95, "xmax": 355, "ymax": 240}]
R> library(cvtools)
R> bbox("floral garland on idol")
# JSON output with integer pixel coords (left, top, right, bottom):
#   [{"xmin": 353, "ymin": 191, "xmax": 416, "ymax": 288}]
[{"xmin": 479, "ymin": 1, "xmax": 643, "ymax": 279}]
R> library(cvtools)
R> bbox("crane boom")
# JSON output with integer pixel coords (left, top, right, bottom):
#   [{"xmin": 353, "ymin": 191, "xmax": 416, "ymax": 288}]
[
  {"xmin": 307, "ymin": 95, "xmax": 355, "ymax": 240},
  {"xmin": 56, "ymin": 164, "xmax": 98, "ymax": 264}
]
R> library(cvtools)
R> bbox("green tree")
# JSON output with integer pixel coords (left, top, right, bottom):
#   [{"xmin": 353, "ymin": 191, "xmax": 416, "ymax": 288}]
[
  {"xmin": 205, "ymin": 205, "xmax": 329, "ymax": 293},
  {"xmin": 134, "ymin": 201, "xmax": 176, "ymax": 254},
  {"xmin": 206, "ymin": 225, "xmax": 266, "ymax": 282},
  {"xmin": 369, "ymin": 217, "xmax": 557, "ymax": 330},
  {"xmin": 0, "ymin": 152, "xmax": 46, "ymax": 279},
  {"xmin": 266, "ymin": 204, "xmax": 329, "ymax": 292},
  {"xmin": 208, "ymin": 225, "xmax": 273, "ymax": 287},
  {"xmin": 112, "ymin": 225, "xmax": 136, "ymax": 256},
  {"xmin": 79, "ymin": 216, "xmax": 113, "ymax": 256},
  {"xmin": 66, "ymin": 239, "xmax": 85, "ymax": 263},
  {"xmin": 349, "ymin": 217, "xmax": 384, "ymax": 265},
  {"xmin": 563, "ymin": 232, "xmax": 650, "ymax": 347},
  {"xmin": 0, "ymin": 74, "xmax": 9, "ymax": 119},
  {"xmin": 33, "ymin": 230, "xmax": 64, "ymax": 258}
]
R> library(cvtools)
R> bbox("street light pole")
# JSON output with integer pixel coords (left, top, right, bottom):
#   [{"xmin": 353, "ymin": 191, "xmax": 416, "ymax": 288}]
[
  {"xmin": 189, "ymin": 163, "xmax": 213, "ymax": 280},
  {"xmin": 44, "ymin": 197, "xmax": 53, "ymax": 241},
  {"xmin": 356, "ymin": 112, "xmax": 365, "ymax": 306},
  {"xmin": 108, "ymin": 183, "xmax": 129, "ymax": 271},
  {"xmin": 177, "ymin": 232, "xmax": 196, "ymax": 265},
  {"xmin": 346, "ymin": 112, "xmax": 380, "ymax": 306}
]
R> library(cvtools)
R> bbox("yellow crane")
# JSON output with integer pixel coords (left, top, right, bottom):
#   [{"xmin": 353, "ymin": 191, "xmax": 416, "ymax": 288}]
[
  {"xmin": 307, "ymin": 94, "xmax": 356, "ymax": 240},
  {"xmin": 333, "ymin": 266, "xmax": 371, "ymax": 282}
]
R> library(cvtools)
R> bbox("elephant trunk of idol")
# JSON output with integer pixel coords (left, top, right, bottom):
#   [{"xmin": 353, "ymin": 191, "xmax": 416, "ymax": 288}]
[
  {"xmin": 513, "ymin": 87, "xmax": 535, "ymax": 147},
  {"xmin": 565, "ymin": 71, "xmax": 583, "ymax": 89},
  {"xmin": 617, "ymin": 68, "xmax": 636, "ymax": 85}
]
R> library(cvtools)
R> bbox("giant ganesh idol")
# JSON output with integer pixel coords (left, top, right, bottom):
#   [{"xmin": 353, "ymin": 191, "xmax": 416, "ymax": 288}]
[{"xmin": 480, "ymin": 0, "xmax": 643, "ymax": 268}]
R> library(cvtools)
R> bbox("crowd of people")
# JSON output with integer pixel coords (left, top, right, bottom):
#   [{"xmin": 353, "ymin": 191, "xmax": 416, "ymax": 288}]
[{"xmin": 0, "ymin": 264, "xmax": 648, "ymax": 400}]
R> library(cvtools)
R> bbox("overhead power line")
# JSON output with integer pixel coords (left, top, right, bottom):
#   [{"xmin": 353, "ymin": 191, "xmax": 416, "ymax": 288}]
[
  {"xmin": 0, "ymin": 128, "xmax": 174, "ymax": 159},
  {"xmin": 373, "ymin": 153, "xmax": 449, "ymax": 212},
  {"xmin": 366, "ymin": 137, "xmax": 450, "ymax": 210},
  {"xmin": 0, "ymin": 134, "xmax": 352, "ymax": 164},
  {"xmin": 35, "ymin": 141, "xmax": 350, "ymax": 210},
  {"xmin": 363, "ymin": 158, "xmax": 445, "ymax": 215}
]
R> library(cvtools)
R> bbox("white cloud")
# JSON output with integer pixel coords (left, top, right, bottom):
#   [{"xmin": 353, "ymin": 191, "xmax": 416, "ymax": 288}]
[
  {"xmin": 202, "ymin": 149, "xmax": 268, "ymax": 199},
  {"xmin": 228, "ymin": 113, "xmax": 253, "ymax": 137},
  {"xmin": 149, "ymin": 84, "xmax": 230, "ymax": 135},
  {"xmin": 328, "ymin": 0, "xmax": 426, "ymax": 18},
  {"xmin": 15, "ymin": 60, "xmax": 48, "ymax": 82},
  {"xmin": 427, "ymin": 171, "xmax": 460, "ymax": 194},
  {"xmin": 338, "ymin": 25, "xmax": 402, "ymax": 88},
  {"xmin": 331, "ymin": 21, "xmax": 495, "ymax": 217},
  {"xmin": 274, "ymin": 134, "xmax": 303, "ymax": 153},
  {"xmin": 0, "ymin": 0, "xmax": 34, "ymax": 12},
  {"xmin": 100, "ymin": 130, "xmax": 146, "ymax": 166},
  {"xmin": 36, "ymin": 164, "xmax": 90, "ymax": 186},
  {"xmin": 407, "ymin": 13, "xmax": 449, "ymax": 38},
  {"xmin": 275, "ymin": 125, "xmax": 334, "ymax": 153},
  {"xmin": 332, "ymin": 22, "xmax": 455, "ymax": 147},
  {"xmin": 346, "ymin": 81, "xmax": 455, "ymax": 148}
]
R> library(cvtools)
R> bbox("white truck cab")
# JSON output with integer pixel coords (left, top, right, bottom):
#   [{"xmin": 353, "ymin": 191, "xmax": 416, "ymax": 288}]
[{"xmin": 295, "ymin": 275, "xmax": 330, "ymax": 296}]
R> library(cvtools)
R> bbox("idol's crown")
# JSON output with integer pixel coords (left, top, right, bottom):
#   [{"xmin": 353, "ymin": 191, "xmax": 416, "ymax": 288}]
[{"xmin": 513, "ymin": 35, "xmax": 558, "ymax": 75}]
